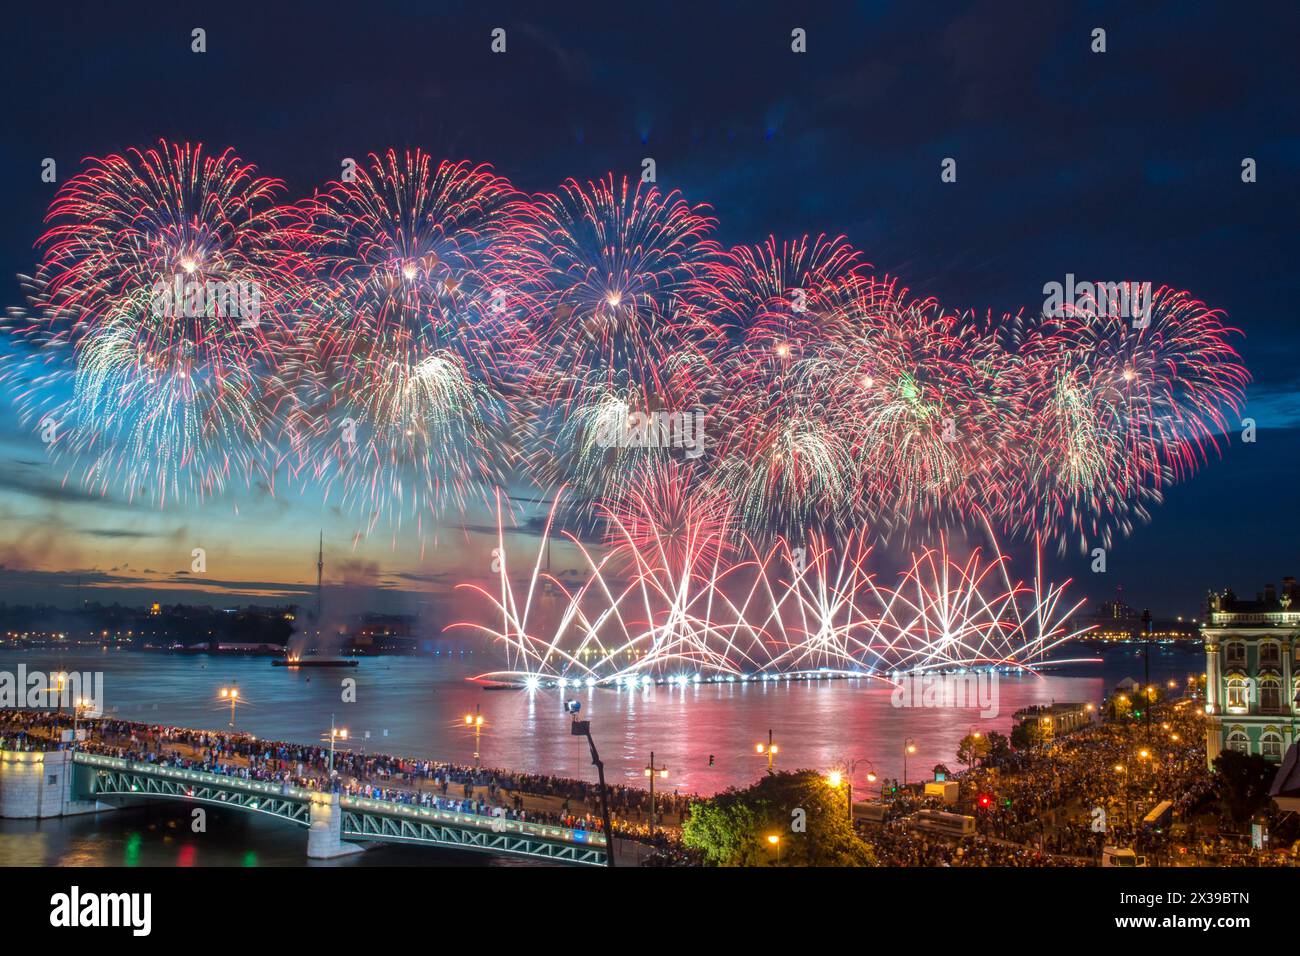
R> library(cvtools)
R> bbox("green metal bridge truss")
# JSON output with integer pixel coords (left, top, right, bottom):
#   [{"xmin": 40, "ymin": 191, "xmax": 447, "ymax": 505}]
[
  {"xmin": 72, "ymin": 753, "xmax": 608, "ymax": 866},
  {"xmin": 82, "ymin": 761, "xmax": 312, "ymax": 826},
  {"xmin": 340, "ymin": 806, "xmax": 608, "ymax": 865}
]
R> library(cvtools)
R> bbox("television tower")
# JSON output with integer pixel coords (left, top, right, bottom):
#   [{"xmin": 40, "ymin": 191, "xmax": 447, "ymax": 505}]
[{"xmin": 315, "ymin": 531, "xmax": 324, "ymax": 627}]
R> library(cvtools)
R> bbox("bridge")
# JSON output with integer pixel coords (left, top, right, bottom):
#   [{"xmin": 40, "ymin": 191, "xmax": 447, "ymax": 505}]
[{"xmin": 0, "ymin": 749, "xmax": 608, "ymax": 865}]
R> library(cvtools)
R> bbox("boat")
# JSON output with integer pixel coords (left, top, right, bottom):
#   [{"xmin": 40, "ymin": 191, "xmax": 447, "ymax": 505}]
[{"xmin": 272, "ymin": 655, "xmax": 358, "ymax": 668}]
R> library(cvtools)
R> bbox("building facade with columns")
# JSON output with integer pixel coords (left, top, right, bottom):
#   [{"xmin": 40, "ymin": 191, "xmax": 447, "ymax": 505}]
[{"xmin": 1203, "ymin": 579, "xmax": 1300, "ymax": 767}]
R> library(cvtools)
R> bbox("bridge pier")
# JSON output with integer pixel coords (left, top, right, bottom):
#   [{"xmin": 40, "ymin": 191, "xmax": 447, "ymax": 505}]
[
  {"xmin": 307, "ymin": 792, "xmax": 365, "ymax": 859},
  {"xmin": 0, "ymin": 750, "xmax": 111, "ymax": 818}
]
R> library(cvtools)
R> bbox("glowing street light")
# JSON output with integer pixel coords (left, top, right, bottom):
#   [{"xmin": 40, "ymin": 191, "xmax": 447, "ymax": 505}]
[
  {"xmin": 965, "ymin": 725, "xmax": 984, "ymax": 771},
  {"xmin": 1114, "ymin": 762, "xmax": 1133, "ymax": 830},
  {"xmin": 464, "ymin": 707, "xmax": 484, "ymax": 768},
  {"xmin": 766, "ymin": 833, "xmax": 782, "ymax": 865},
  {"xmin": 902, "ymin": 738, "xmax": 917, "ymax": 794},
  {"xmin": 218, "ymin": 685, "xmax": 241, "ymax": 729},
  {"xmin": 72, "ymin": 697, "xmax": 93, "ymax": 748},
  {"xmin": 53, "ymin": 672, "xmax": 67, "ymax": 716},
  {"xmin": 755, "ymin": 729, "xmax": 779, "ymax": 773},
  {"xmin": 325, "ymin": 714, "xmax": 349, "ymax": 776},
  {"xmin": 826, "ymin": 769, "xmax": 855, "ymax": 820}
]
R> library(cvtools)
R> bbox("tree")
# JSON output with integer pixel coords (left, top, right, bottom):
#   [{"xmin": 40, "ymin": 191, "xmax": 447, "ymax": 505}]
[
  {"xmin": 679, "ymin": 797, "xmax": 765, "ymax": 866},
  {"xmin": 1105, "ymin": 694, "xmax": 1134, "ymax": 722},
  {"xmin": 681, "ymin": 770, "xmax": 878, "ymax": 866},
  {"xmin": 1213, "ymin": 750, "xmax": 1276, "ymax": 826},
  {"xmin": 957, "ymin": 734, "xmax": 990, "ymax": 770},
  {"xmin": 984, "ymin": 731, "xmax": 1012, "ymax": 767},
  {"xmin": 1009, "ymin": 722, "xmax": 1031, "ymax": 750}
]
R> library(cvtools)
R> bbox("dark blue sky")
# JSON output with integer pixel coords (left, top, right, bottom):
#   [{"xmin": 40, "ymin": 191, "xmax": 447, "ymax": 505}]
[{"xmin": 0, "ymin": 0, "xmax": 1297, "ymax": 616}]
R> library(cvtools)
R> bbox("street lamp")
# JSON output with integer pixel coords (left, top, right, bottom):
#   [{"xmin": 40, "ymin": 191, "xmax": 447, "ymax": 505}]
[
  {"xmin": 965, "ymin": 726, "xmax": 983, "ymax": 771},
  {"xmin": 1114, "ymin": 763, "xmax": 1131, "ymax": 830},
  {"xmin": 644, "ymin": 751, "xmax": 669, "ymax": 836},
  {"xmin": 72, "ymin": 697, "xmax": 92, "ymax": 748},
  {"xmin": 826, "ymin": 769, "xmax": 852, "ymax": 820},
  {"xmin": 755, "ymin": 729, "xmax": 779, "ymax": 773},
  {"xmin": 53, "ymin": 672, "xmax": 67, "ymax": 716},
  {"xmin": 218, "ymin": 685, "xmax": 241, "ymax": 729},
  {"xmin": 464, "ymin": 707, "xmax": 484, "ymax": 768},
  {"xmin": 766, "ymin": 833, "xmax": 782, "ymax": 865},
  {"xmin": 902, "ymin": 738, "xmax": 917, "ymax": 795},
  {"xmin": 325, "ymin": 714, "xmax": 348, "ymax": 776}
]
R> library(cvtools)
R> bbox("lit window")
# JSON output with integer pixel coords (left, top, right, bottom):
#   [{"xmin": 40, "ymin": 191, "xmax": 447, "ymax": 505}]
[{"xmin": 1226, "ymin": 679, "xmax": 1248, "ymax": 710}]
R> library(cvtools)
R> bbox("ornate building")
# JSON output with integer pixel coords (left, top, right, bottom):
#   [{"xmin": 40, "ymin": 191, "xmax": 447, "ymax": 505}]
[{"xmin": 1203, "ymin": 578, "xmax": 1300, "ymax": 766}]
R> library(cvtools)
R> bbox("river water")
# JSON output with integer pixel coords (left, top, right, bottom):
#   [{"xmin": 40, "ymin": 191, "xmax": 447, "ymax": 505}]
[{"xmin": 0, "ymin": 644, "xmax": 1203, "ymax": 865}]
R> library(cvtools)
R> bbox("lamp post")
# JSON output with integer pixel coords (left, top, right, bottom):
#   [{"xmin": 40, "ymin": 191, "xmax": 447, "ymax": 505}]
[
  {"xmin": 1114, "ymin": 763, "xmax": 1131, "ymax": 832},
  {"xmin": 965, "ymin": 726, "xmax": 983, "ymax": 772},
  {"xmin": 53, "ymin": 672, "xmax": 67, "ymax": 716},
  {"xmin": 832, "ymin": 757, "xmax": 879, "ymax": 810},
  {"xmin": 72, "ymin": 697, "xmax": 92, "ymax": 749},
  {"xmin": 826, "ymin": 769, "xmax": 854, "ymax": 820},
  {"xmin": 767, "ymin": 833, "xmax": 782, "ymax": 865},
  {"xmin": 219, "ymin": 685, "xmax": 240, "ymax": 729},
  {"xmin": 755, "ymin": 729, "xmax": 779, "ymax": 773},
  {"xmin": 1137, "ymin": 747, "xmax": 1153, "ymax": 821},
  {"xmin": 326, "ymin": 714, "xmax": 348, "ymax": 776},
  {"xmin": 902, "ymin": 738, "xmax": 917, "ymax": 796},
  {"xmin": 644, "ymin": 751, "xmax": 669, "ymax": 836},
  {"xmin": 464, "ymin": 707, "xmax": 484, "ymax": 768}
]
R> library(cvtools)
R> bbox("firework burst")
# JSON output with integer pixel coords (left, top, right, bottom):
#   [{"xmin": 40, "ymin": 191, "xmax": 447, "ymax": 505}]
[
  {"xmin": 4, "ymin": 140, "xmax": 301, "ymax": 504},
  {"xmin": 456, "ymin": 492, "xmax": 1091, "ymax": 686},
  {"xmin": 283, "ymin": 151, "xmax": 525, "ymax": 540}
]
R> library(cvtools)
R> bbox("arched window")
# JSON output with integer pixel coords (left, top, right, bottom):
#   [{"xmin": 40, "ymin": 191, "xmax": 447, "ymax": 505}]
[
  {"xmin": 1260, "ymin": 677, "xmax": 1282, "ymax": 713},
  {"xmin": 1261, "ymin": 732, "xmax": 1283, "ymax": 760},
  {"xmin": 1226, "ymin": 677, "xmax": 1248, "ymax": 710},
  {"xmin": 1227, "ymin": 729, "xmax": 1250, "ymax": 754}
]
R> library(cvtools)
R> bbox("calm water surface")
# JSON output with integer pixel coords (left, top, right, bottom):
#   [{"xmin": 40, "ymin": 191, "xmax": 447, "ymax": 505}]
[{"xmin": 0, "ymin": 644, "xmax": 1202, "ymax": 864}]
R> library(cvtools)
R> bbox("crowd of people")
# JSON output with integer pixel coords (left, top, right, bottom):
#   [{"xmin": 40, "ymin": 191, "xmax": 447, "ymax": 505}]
[
  {"xmin": 861, "ymin": 700, "xmax": 1294, "ymax": 866},
  {"xmin": 0, "ymin": 709, "xmax": 693, "ymax": 843},
  {"xmin": 4, "ymin": 698, "xmax": 1287, "ymax": 867},
  {"xmin": 871, "ymin": 825, "xmax": 1090, "ymax": 867}
]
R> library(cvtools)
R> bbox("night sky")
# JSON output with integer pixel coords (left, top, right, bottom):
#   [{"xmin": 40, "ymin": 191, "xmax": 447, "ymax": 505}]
[{"xmin": 0, "ymin": 0, "xmax": 1296, "ymax": 618}]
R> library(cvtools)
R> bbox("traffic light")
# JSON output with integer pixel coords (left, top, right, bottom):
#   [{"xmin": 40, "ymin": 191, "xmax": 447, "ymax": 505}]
[{"xmin": 978, "ymin": 793, "xmax": 992, "ymax": 810}]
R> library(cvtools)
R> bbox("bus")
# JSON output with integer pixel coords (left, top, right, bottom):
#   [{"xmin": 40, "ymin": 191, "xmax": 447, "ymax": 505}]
[
  {"xmin": 909, "ymin": 809, "xmax": 977, "ymax": 838},
  {"xmin": 853, "ymin": 801, "xmax": 889, "ymax": 824},
  {"xmin": 1142, "ymin": 800, "xmax": 1174, "ymax": 833}
]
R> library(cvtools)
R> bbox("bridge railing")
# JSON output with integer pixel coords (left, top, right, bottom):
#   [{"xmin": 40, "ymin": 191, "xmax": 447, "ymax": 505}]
[
  {"xmin": 73, "ymin": 752, "xmax": 606, "ymax": 848},
  {"xmin": 340, "ymin": 793, "xmax": 607, "ymax": 847},
  {"xmin": 73, "ymin": 752, "xmax": 318, "ymax": 802}
]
